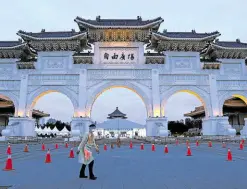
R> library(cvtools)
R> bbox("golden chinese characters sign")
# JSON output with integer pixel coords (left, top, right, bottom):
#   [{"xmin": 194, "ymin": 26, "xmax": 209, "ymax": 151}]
[{"xmin": 100, "ymin": 47, "xmax": 139, "ymax": 64}]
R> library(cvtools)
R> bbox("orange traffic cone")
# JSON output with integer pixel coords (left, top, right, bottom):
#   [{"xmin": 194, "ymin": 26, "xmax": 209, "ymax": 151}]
[
  {"xmin": 140, "ymin": 143, "xmax": 144, "ymax": 150},
  {"xmin": 222, "ymin": 142, "xmax": 226, "ymax": 148},
  {"xmin": 45, "ymin": 149, "xmax": 51, "ymax": 163},
  {"xmin": 6, "ymin": 144, "xmax": 11, "ymax": 155},
  {"xmin": 42, "ymin": 143, "xmax": 45, "ymax": 151},
  {"xmin": 227, "ymin": 148, "xmax": 232, "ymax": 161},
  {"xmin": 65, "ymin": 142, "xmax": 69, "ymax": 148},
  {"xmin": 187, "ymin": 146, "xmax": 192, "ymax": 156},
  {"xmin": 151, "ymin": 144, "xmax": 155, "ymax": 151},
  {"xmin": 239, "ymin": 142, "xmax": 244, "ymax": 150},
  {"xmin": 69, "ymin": 148, "xmax": 75, "ymax": 158},
  {"xmin": 129, "ymin": 141, "xmax": 133, "ymax": 149},
  {"xmin": 3, "ymin": 155, "xmax": 14, "ymax": 171},
  {"xmin": 175, "ymin": 139, "xmax": 179, "ymax": 146},
  {"xmin": 164, "ymin": 145, "xmax": 168, "ymax": 153},
  {"xmin": 55, "ymin": 143, "xmax": 58, "ymax": 149},
  {"xmin": 24, "ymin": 144, "xmax": 29, "ymax": 152},
  {"xmin": 104, "ymin": 144, "xmax": 107, "ymax": 151},
  {"xmin": 208, "ymin": 141, "xmax": 212, "ymax": 147}
]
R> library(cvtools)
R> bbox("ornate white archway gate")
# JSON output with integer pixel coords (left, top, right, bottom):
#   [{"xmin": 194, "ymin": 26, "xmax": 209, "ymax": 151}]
[{"xmin": 0, "ymin": 16, "xmax": 247, "ymax": 137}]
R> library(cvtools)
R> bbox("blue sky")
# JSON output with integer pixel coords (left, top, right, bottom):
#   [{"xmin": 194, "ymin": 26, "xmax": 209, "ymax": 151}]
[{"xmin": 1, "ymin": 0, "xmax": 246, "ymax": 124}]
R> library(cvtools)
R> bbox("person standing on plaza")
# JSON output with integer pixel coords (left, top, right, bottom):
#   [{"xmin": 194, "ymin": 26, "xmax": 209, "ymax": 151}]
[{"xmin": 77, "ymin": 124, "xmax": 99, "ymax": 180}]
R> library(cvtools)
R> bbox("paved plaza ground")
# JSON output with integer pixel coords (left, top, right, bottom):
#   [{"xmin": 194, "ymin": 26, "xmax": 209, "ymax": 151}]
[{"xmin": 0, "ymin": 141, "xmax": 247, "ymax": 189}]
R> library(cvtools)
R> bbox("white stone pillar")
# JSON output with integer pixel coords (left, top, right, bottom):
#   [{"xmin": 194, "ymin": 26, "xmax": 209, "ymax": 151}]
[
  {"xmin": 151, "ymin": 69, "xmax": 161, "ymax": 117},
  {"xmin": 208, "ymin": 74, "xmax": 220, "ymax": 116},
  {"xmin": 240, "ymin": 118, "xmax": 247, "ymax": 137},
  {"xmin": 18, "ymin": 74, "xmax": 29, "ymax": 117},
  {"xmin": 70, "ymin": 69, "xmax": 92, "ymax": 137},
  {"xmin": 146, "ymin": 117, "xmax": 169, "ymax": 137},
  {"xmin": 77, "ymin": 69, "xmax": 87, "ymax": 117}
]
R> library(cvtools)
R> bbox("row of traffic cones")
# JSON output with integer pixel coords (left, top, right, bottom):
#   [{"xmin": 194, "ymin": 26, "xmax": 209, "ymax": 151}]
[
  {"xmin": 42, "ymin": 142, "xmax": 69, "ymax": 151},
  {"xmin": 6, "ymin": 142, "xmax": 70, "ymax": 155},
  {"xmin": 3, "ymin": 141, "xmax": 238, "ymax": 171},
  {"xmin": 45, "ymin": 147, "xmax": 75, "ymax": 164}
]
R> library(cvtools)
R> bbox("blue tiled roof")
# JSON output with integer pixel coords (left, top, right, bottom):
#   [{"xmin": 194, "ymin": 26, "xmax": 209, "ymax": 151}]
[
  {"xmin": 18, "ymin": 30, "xmax": 83, "ymax": 38},
  {"xmin": 154, "ymin": 31, "xmax": 220, "ymax": 39},
  {"xmin": 0, "ymin": 41, "xmax": 22, "ymax": 47},
  {"xmin": 97, "ymin": 119, "xmax": 145, "ymax": 130},
  {"xmin": 108, "ymin": 107, "xmax": 126, "ymax": 117},
  {"xmin": 75, "ymin": 16, "xmax": 163, "ymax": 27},
  {"xmin": 214, "ymin": 41, "xmax": 247, "ymax": 48}
]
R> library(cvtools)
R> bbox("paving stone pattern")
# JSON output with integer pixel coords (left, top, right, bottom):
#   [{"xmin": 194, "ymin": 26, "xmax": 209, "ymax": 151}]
[{"xmin": 0, "ymin": 142, "xmax": 247, "ymax": 189}]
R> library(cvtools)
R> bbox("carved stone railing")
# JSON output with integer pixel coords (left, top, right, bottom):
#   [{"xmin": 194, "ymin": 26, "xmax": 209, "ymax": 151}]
[
  {"xmin": 17, "ymin": 62, "xmax": 35, "ymax": 69},
  {"xmin": 145, "ymin": 55, "xmax": 165, "ymax": 64},
  {"xmin": 201, "ymin": 62, "xmax": 221, "ymax": 69},
  {"xmin": 73, "ymin": 56, "xmax": 93, "ymax": 64}
]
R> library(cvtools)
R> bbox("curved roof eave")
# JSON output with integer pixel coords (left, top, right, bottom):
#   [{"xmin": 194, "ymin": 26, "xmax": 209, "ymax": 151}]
[
  {"xmin": 212, "ymin": 43, "xmax": 247, "ymax": 50},
  {"xmin": 17, "ymin": 31, "xmax": 87, "ymax": 41},
  {"xmin": 0, "ymin": 43, "xmax": 26, "ymax": 50},
  {"xmin": 152, "ymin": 32, "xmax": 221, "ymax": 41},
  {"xmin": 75, "ymin": 18, "xmax": 164, "ymax": 30}
]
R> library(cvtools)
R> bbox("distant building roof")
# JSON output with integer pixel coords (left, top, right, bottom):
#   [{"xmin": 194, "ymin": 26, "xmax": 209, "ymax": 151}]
[
  {"xmin": 97, "ymin": 119, "xmax": 144, "ymax": 130},
  {"xmin": 185, "ymin": 97, "xmax": 247, "ymax": 118},
  {"xmin": 0, "ymin": 97, "xmax": 49, "ymax": 118},
  {"xmin": 32, "ymin": 109, "xmax": 50, "ymax": 118},
  {"xmin": 107, "ymin": 107, "xmax": 127, "ymax": 119}
]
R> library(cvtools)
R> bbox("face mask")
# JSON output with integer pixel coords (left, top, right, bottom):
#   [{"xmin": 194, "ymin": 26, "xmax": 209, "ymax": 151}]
[{"xmin": 89, "ymin": 127, "xmax": 95, "ymax": 132}]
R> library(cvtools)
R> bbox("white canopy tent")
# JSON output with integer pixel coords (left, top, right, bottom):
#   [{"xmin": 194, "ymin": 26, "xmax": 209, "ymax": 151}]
[{"xmin": 58, "ymin": 127, "xmax": 70, "ymax": 136}]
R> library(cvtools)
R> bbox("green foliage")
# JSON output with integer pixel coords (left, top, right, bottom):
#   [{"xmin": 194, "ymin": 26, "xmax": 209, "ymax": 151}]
[
  {"xmin": 44, "ymin": 120, "xmax": 71, "ymax": 131},
  {"xmin": 168, "ymin": 119, "xmax": 202, "ymax": 134}
]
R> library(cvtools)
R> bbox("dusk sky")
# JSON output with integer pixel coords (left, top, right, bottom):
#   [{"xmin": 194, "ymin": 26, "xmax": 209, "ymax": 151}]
[{"xmin": 1, "ymin": 0, "xmax": 246, "ymax": 124}]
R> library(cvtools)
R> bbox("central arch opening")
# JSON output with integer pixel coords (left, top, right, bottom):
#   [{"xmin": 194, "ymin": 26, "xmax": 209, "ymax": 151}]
[
  {"xmin": 91, "ymin": 87, "xmax": 147, "ymax": 138},
  {"xmin": 164, "ymin": 90, "xmax": 207, "ymax": 135}
]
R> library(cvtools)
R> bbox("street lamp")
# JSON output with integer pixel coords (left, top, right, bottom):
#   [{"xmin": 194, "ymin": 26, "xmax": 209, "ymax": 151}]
[{"xmin": 118, "ymin": 118, "xmax": 120, "ymax": 138}]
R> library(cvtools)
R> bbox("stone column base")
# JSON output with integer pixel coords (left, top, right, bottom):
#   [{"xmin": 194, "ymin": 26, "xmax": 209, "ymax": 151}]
[
  {"xmin": 71, "ymin": 117, "xmax": 93, "ymax": 137},
  {"xmin": 146, "ymin": 117, "xmax": 169, "ymax": 137},
  {"xmin": 2, "ymin": 117, "xmax": 36, "ymax": 137},
  {"xmin": 202, "ymin": 116, "xmax": 236, "ymax": 136},
  {"xmin": 240, "ymin": 118, "xmax": 247, "ymax": 137}
]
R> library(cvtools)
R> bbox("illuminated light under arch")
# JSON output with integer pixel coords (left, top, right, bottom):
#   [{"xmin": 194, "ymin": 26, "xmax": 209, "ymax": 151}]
[
  {"xmin": 162, "ymin": 89, "xmax": 208, "ymax": 117},
  {"xmin": 87, "ymin": 85, "xmax": 148, "ymax": 118},
  {"xmin": 232, "ymin": 94, "xmax": 247, "ymax": 105},
  {"xmin": 219, "ymin": 94, "xmax": 247, "ymax": 116},
  {"xmin": 27, "ymin": 90, "xmax": 76, "ymax": 117}
]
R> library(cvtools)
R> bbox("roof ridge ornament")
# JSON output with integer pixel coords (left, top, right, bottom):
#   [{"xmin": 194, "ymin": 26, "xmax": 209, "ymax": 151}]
[
  {"xmin": 96, "ymin": 15, "xmax": 101, "ymax": 22},
  {"xmin": 137, "ymin": 16, "xmax": 142, "ymax": 21}
]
